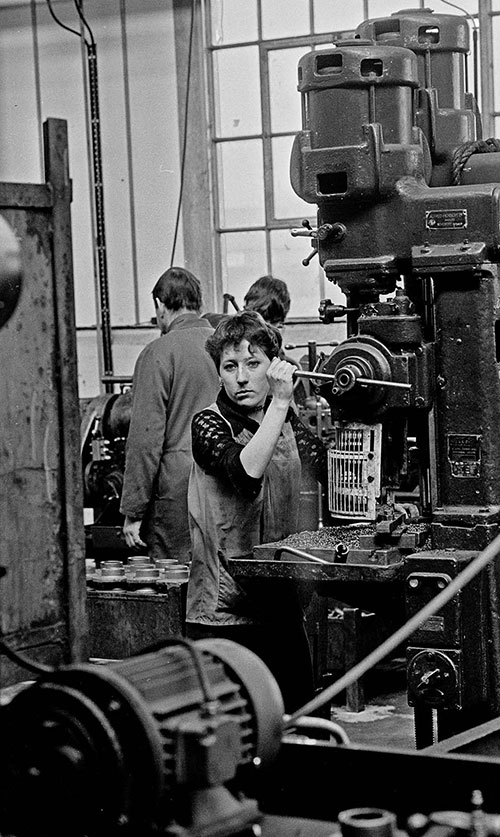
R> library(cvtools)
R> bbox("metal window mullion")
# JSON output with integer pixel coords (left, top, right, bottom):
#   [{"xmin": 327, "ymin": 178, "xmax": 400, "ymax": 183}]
[
  {"xmin": 479, "ymin": 0, "xmax": 495, "ymax": 137},
  {"xmin": 255, "ymin": 0, "xmax": 272, "ymax": 275},
  {"xmin": 260, "ymin": 41, "xmax": 274, "ymax": 274},
  {"xmin": 204, "ymin": 3, "xmax": 224, "ymax": 293},
  {"xmin": 119, "ymin": 0, "xmax": 140, "ymax": 325},
  {"xmin": 200, "ymin": 0, "xmax": 221, "ymax": 307},
  {"xmin": 30, "ymin": 0, "xmax": 44, "ymax": 177}
]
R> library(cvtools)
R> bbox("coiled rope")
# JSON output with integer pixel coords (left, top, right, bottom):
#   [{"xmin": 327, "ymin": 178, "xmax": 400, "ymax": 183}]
[{"xmin": 452, "ymin": 137, "xmax": 500, "ymax": 185}]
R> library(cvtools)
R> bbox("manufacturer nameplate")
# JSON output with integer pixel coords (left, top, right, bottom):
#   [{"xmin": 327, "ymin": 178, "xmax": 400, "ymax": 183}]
[
  {"xmin": 426, "ymin": 209, "xmax": 468, "ymax": 229},
  {"xmin": 447, "ymin": 433, "xmax": 481, "ymax": 477},
  {"xmin": 420, "ymin": 615, "xmax": 445, "ymax": 633}
]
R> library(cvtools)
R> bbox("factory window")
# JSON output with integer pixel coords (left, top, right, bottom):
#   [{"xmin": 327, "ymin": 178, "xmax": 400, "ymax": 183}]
[
  {"xmin": 207, "ymin": 0, "xmax": 357, "ymax": 319},
  {"xmin": 206, "ymin": 0, "xmax": 483, "ymax": 318},
  {"xmin": 205, "ymin": 0, "xmax": 481, "ymax": 320}
]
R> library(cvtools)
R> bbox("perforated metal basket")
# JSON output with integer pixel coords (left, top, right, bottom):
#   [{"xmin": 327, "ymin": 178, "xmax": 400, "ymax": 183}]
[{"xmin": 327, "ymin": 422, "xmax": 382, "ymax": 520}]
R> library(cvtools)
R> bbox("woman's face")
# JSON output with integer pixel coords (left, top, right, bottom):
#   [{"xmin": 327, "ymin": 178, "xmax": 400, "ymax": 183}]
[{"xmin": 219, "ymin": 339, "xmax": 271, "ymax": 409}]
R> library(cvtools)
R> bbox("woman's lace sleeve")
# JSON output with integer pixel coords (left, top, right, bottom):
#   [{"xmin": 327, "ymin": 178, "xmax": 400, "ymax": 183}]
[{"xmin": 191, "ymin": 410, "xmax": 263, "ymax": 498}]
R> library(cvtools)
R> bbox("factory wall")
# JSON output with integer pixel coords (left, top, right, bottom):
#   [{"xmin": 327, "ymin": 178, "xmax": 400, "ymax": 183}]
[
  {"xmin": 0, "ymin": 0, "xmax": 486, "ymax": 399},
  {"xmin": 0, "ymin": 0, "xmax": 183, "ymax": 396}
]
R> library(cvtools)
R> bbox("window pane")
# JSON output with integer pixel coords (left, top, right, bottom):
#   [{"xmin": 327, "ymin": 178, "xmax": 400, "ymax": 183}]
[
  {"xmin": 269, "ymin": 47, "xmax": 308, "ymax": 134},
  {"xmin": 420, "ymin": 0, "xmax": 477, "ymax": 13},
  {"xmin": 366, "ymin": 0, "xmax": 419, "ymax": 16},
  {"xmin": 0, "ymin": 5, "xmax": 40, "ymax": 182},
  {"xmin": 273, "ymin": 136, "xmax": 314, "ymax": 220},
  {"xmin": 218, "ymin": 140, "xmax": 265, "ymax": 227},
  {"xmin": 213, "ymin": 47, "xmax": 261, "ymax": 138},
  {"xmin": 270, "ymin": 229, "xmax": 332, "ymax": 319},
  {"xmin": 220, "ymin": 231, "xmax": 268, "ymax": 304},
  {"xmin": 494, "ymin": 17, "xmax": 500, "ymax": 112},
  {"xmin": 314, "ymin": 0, "xmax": 363, "ymax": 33},
  {"xmin": 210, "ymin": 0, "xmax": 258, "ymax": 45},
  {"xmin": 262, "ymin": 0, "xmax": 311, "ymax": 39}
]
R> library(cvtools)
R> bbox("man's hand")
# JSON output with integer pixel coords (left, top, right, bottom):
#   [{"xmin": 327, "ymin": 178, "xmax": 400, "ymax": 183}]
[{"xmin": 123, "ymin": 516, "xmax": 147, "ymax": 549}]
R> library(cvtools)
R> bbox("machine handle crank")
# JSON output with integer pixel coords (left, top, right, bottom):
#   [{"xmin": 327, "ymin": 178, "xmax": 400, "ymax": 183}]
[
  {"xmin": 290, "ymin": 220, "xmax": 346, "ymax": 241},
  {"xmin": 293, "ymin": 369, "xmax": 412, "ymax": 391},
  {"xmin": 274, "ymin": 546, "xmax": 331, "ymax": 565}
]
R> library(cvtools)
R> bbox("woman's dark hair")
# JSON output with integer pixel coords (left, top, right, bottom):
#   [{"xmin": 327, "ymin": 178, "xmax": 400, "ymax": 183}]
[
  {"xmin": 151, "ymin": 266, "xmax": 202, "ymax": 312},
  {"xmin": 243, "ymin": 275, "xmax": 291, "ymax": 325},
  {"xmin": 206, "ymin": 310, "xmax": 282, "ymax": 370}
]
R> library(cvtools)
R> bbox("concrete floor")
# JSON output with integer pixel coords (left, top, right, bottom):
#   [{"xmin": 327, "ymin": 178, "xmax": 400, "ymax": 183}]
[{"xmin": 329, "ymin": 667, "xmax": 417, "ymax": 750}]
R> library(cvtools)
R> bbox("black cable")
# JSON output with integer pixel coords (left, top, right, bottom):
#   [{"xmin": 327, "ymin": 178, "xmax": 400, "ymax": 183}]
[
  {"xmin": 438, "ymin": 0, "xmax": 477, "ymax": 32},
  {"xmin": 45, "ymin": 0, "xmax": 88, "ymax": 44},
  {"xmin": 73, "ymin": 0, "xmax": 96, "ymax": 48},
  {"xmin": 45, "ymin": 0, "xmax": 113, "ymax": 385},
  {"xmin": 170, "ymin": 0, "xmax": 196, "ymax": 267}
]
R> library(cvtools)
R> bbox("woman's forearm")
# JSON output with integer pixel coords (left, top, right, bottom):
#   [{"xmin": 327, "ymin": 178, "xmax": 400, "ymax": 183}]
[{"xmin": 239, "ymin": 399, "xmax": 289, "ymax": 477}]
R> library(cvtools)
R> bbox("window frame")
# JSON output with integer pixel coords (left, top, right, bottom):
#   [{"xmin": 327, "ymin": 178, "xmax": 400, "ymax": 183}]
[
  {"xmin": 201, "ymin": 0, "xmax": 490, "ymax": 312},
  {"xmin": 204, "ymin": 8, "xmax": 349, "ymax": 296}
]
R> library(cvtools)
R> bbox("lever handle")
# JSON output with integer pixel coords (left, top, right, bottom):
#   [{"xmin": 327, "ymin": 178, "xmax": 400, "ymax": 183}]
[
  {"xmin": 274, "ymin": 546, "xmax": 331, "ymax": 565},
  {"xmin": 293, "ymin": 369, "xmax": 411, "ymax": 391},
  {"xmin": 302, "ymin": 249, "xmax": 318, "ymax": 266}
]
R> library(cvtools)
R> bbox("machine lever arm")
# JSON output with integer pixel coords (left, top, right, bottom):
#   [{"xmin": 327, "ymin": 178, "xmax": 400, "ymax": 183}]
[
  {"xmin": 274, "ymin": 546, "xmax": 331, "ymax": 565},
  {"xmin": 293, "ymin": 369, "xmax": 411, "ymax": 391},
  {"xmin": 290, "ymin": 220, "xmax": 345, "ymax": 241},
  {"xmin": 355, "ymin": 377, "xmax": 411, "ymax": 391}
]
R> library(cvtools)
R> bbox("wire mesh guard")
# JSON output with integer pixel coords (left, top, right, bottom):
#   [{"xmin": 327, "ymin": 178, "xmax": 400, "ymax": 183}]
[{"xmin": 327, "ymin": 422, "xmax": 382, "ymax": 520}]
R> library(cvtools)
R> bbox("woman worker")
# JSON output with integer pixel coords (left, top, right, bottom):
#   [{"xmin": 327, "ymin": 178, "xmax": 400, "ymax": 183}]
[{"xmin": 185, "ymin": 310, "xmax": 327, "ymax": 713}]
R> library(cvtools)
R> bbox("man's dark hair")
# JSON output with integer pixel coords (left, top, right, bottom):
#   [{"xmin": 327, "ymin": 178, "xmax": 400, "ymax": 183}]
[
  {"xmin": 243, "ymin": 275, "xmax": 291, "ymax": 326},
  {"xmin": 205, "ymin": 310, "xmax": 282, "ymax": 371},
  {"xmin": 152, "ymin": 266, "xmax": 202, "ymax": 312}
]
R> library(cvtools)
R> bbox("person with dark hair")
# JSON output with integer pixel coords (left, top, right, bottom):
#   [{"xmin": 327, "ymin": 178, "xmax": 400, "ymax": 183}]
[
  {"xmin": 185, "ymin": 310, "xmax": 327, "ymax": 713},
  {"xmin": 243, "ymin": 274, "xmax": 291, "ymax": 328},
  {"xmin": 120, "ymin": 266, "xmax": 219, "ymax": 562}
]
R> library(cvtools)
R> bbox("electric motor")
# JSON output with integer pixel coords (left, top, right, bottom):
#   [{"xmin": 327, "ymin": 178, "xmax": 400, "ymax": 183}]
[{"xmin": 0, "ymin": 639, "xmax": 284, "ymax": 837}]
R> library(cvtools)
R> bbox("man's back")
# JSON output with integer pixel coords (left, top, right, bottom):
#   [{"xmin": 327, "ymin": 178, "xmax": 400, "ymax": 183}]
[
  {"xmin": 120, "ymin": 312, "xmax": 219, "ymax": 561},
  {"xmin": 130, "ymin": 314, "xmax": 218, "ymax": 451}
]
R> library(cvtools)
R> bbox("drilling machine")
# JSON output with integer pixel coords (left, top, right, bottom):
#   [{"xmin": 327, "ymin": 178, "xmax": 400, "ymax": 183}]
[{"xmin": 289, "ymin": 7, "xmax": 500, "ymax": 746}]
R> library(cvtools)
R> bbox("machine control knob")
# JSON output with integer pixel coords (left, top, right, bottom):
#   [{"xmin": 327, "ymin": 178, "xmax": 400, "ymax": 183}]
[
  {"xmin": 290, "ymin": 219, "xmax": 346, "ymax": 241},
  {"xmin": 407, "ymin": 650, "xmax": 459, "ymax": 708},
  {"xmin": 318, "ymin": 299, "xmax": 359, "ymax": 322},
  {"xmin": 291, "ymin": 220, "xmax": 346, "ymax": 266}
]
